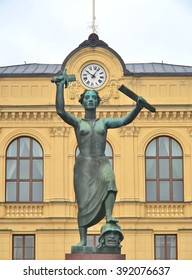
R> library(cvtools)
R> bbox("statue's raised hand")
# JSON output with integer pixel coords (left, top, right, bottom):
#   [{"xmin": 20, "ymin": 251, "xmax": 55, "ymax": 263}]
[{"xmin": 51, "ymin": 69, "xmax": 76, "ymax": 88}]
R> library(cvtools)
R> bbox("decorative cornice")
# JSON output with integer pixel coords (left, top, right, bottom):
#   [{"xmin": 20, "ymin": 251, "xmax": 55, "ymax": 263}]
[
  {"xmin": 0, "ymin": 111, "xmax": 53, "ymax": 121},
  {"xmin": 138, "ymin": 110, "xmax": 192, "ymax": 121},
  {"xmin": 0, "ymin": 109, "xmax": 191, "ymax": 122},
  {"xmin": 49, "ymin": 127, "xmax": 70, "ymax": 137}
]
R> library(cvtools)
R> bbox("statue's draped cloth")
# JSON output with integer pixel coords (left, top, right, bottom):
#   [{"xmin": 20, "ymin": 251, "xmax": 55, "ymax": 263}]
[{"xmin": 74, "ymin": 154, "xmax": 117, "ymax": 227}]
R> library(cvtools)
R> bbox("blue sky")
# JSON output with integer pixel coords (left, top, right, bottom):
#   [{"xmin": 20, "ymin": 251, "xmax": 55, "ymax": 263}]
[{"xmin": 0, "ymin": 0, "xmax": 192, "ymax": 66}]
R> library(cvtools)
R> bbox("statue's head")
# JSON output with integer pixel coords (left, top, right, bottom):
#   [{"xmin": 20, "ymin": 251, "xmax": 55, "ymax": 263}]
[
  {"xmin": 78, "ymin": 90, "xmax": 102, "ymax": 108},
  {"xmin": 98, "ymin": 223, "xmax": 124, "ymax": 248}
]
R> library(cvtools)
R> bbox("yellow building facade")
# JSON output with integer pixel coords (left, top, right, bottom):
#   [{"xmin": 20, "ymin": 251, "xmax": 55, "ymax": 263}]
[{"xmin": 0, "ymin": 34, "xmax": 192, "ymax": 260}]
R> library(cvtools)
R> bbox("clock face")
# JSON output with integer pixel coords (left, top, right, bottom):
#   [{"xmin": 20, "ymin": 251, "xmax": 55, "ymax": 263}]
[{"xmin": 81, "ymin": 63, "xmax": 107, "ymax": 88}]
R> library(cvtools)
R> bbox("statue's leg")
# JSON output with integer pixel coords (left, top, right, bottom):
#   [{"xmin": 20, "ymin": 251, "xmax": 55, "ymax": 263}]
[
  {"xmin": 105, "ymin": 191, "xmax": 118, "ymax": 223},
  {"xmin": 75, "ymin": 225, "xmax": 87, "ymax": 246}
]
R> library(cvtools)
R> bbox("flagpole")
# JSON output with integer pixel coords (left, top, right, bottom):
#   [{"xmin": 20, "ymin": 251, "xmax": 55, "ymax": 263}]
[{"xmin": 92, "ymin": 0, "xmax": 96, "ymax": 33}]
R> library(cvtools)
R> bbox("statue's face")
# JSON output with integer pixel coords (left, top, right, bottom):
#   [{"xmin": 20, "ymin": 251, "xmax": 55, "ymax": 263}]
[
  {"xmin": 103, "ymin": 231, "xmax": 120, "ymax": 247},
  {"xmin": 82, "ymin": 91, "xmax": 99, "ymax": 110}
]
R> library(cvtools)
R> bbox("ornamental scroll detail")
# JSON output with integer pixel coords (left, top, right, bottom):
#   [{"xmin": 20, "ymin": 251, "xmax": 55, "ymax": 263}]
[
  {"xmin": 101, "ymin": 78, "xmax": 121, "ymax": 105},
  {"xmin": 67, "ymin": 81, "xmax": 82, "ymax": 100},
  {"xmin": 49, "ymin": 127, "xmax": 70, "ymax": 137}
]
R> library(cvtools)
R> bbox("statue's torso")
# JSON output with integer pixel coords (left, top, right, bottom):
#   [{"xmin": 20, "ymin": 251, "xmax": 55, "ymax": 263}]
[{"xmin": 75, "ymin": 118, "xmax": 107, "ymax": 157}]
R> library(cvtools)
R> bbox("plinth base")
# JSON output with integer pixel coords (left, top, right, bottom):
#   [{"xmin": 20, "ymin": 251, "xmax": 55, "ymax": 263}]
[
  {"xmin": 71, "ymin": 245, "xmax": 121, "ymax": 254},
  {"xmin": 65, "ymin": 253, "xmax": 126, "ymax": 260}
]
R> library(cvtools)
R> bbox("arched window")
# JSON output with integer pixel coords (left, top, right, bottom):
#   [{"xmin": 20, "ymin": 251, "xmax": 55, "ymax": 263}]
[
  {"xmin": 6, "ymin": 137, "xmax": 43, "ymax": 202},
  {"xmin": 145, "ymin": 136, "xmax": 183, "ymax": 202},
  {"xmin": 75, "ymin": 141, "xmax": 113, "ymax": 167}
]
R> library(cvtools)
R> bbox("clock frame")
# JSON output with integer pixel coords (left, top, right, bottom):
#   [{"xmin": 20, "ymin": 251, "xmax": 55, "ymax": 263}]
[{"xmin": 80, "ymin": 63, "xmax": 107, "ymax": 89}]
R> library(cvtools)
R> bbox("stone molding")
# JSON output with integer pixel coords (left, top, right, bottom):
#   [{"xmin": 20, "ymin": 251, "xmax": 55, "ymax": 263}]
[
  {"xmin": 119, "ymin": 126, "xmax": 140, "ymax": 137},
  {"xmin": 0, "ymin": 110, "xmax": 191, "ymax": 122},
  {"xmin": 49, "ymin": 127, "xmax": 70, "ymax": 137},
  {"xmin": 0, "ymin": 111, "xmax": 53, "ymax": 121}
]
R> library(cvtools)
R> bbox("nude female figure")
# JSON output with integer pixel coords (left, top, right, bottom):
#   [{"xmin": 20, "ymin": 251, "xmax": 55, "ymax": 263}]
[{"xmin": 54, "ymin": 75, "xmax": 145, "ymax": 246}]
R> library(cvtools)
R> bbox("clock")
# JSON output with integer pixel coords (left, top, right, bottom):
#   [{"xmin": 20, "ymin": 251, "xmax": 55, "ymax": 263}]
[{"xmin": 80, "ymin": 63, "xmax": 107, "ymax": 88}]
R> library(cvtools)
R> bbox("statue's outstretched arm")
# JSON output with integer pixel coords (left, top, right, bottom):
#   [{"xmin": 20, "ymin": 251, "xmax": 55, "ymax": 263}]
[{"xmin": 104, "ymin": 96, "xmax": 144, "ymax": 129}]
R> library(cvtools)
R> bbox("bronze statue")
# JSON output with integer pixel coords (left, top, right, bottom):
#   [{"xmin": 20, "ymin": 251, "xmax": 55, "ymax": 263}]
[{"xmin": 52, "ymin": 70, "xmax": 150, "ymax": 247}]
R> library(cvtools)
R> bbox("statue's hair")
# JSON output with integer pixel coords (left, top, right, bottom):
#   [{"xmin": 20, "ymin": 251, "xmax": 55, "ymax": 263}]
[{"xmin": 78, "ymin": 89, "xmax": 102, "ymax": 105}]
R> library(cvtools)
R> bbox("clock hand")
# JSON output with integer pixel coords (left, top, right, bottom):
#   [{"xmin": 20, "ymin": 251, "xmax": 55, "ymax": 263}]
[
  {"xmin": 86, "ymin": 70, "xmax": 93, "ymax": 76},
  {"xmin": 92, "ymin": 68, "xmax": 100, "ymax": 78},
  {"xmin": 86, "ymin": 69, "xmax": 96, "ymax": 79}
]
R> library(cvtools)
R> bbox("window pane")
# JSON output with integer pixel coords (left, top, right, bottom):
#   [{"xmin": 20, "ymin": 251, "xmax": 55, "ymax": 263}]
[
  {"xmin": 14, "ymin": 236, "xmax": 23, "ymax": 247},
  {"xmin": 19, "ymin": 182, "xmax": 29, "ymax": 201},
  {"xmin": 14, "ymin": 248, "xmax": 23, "ymax": 260},
  {"xmin": 172, "ymin": 159, "xmax": 182, "ymax": 179},
  {"xmin": 25, "ymin": 236, "xmax": 34, "ymax": 247},
  {"xmin": 76, "ymin": 147, "xmax": 80, "ymax": 156},
  {"xmin": 20, "ymin": 137, "xmax": 30, "ymax": 157},
  {"xmin": 146, "ymin": 140, "xmax": 156, "ymax": 156},
  {"xmin": 160, "ymin": 181, "xmax": 170, "ymax": 201},
  {"xmin": 146, "ymin": 181, "xmax": 157, "ymax": 201},
  {"xmin": 146, "ymin": 159, "xmax": 156, "ymax": 178},
  {"xmin": 167, "ymin": 236, "xmax": 176, "ymax": 260},
  {"xmin": 6, "ymin": 182, "xmax": 16, "ymax": 201},
  {"xmin": 7, "ymin": 140, "xmax": 17, "ymax": 157},
  {"xmin": 25, "ymin": 247, "xmax": 34, "ymax": 259},
  {"xmin": 159, "ymin": 137, "xmax": 169, "ymax": 156},
  {"xmin": 19, "ymin": 160, "xmax": 30, "ymax": 179},
  {"xmin": 33, "ymin": 160, "xmax": 43, "ymax": 179},
  {"xmin": 159, "ymin": 159, "xmax": 169, "ymax": 178},
  {"xmin": 105, "ymin": 142, "xmax": 112, "ymax": 157},
  {"xmin": 173, "ymin": 181, "xmax": 183, "ymax": 201},
  {"xmin": 155, "ymin": 236, "xmax": 165, "ymax": 260},
  {"xmin": 6, "ymin": 159, "xmax": 16, "ymax": 179},
  {"xmin": 172, "ymin": 139, "xmax": 182, "ymax": 156},
  {"xmin": 33, "ymin": 140, "xmax": 43, "ymax": 157},
  {"xmin": 25, "ymin": 236, "xmax": 34, "ymax": 259},
  {"xmin": 156, "ymin": 235, "xmax": 165, "ymax": 246},
  {"xmin": 32, "ymin": 182, "xmax": 43, "ymax": 202},
  {"xmin": 167, "ymin": 235, "xmax": 176, "ymax": 246},
  {"xmin": 167, "ymin": 247, "xmax": 176, "ymax": 259},
  {"xmin": 156, "ymin": 247, "xmax": 165, "ymax": 260}
]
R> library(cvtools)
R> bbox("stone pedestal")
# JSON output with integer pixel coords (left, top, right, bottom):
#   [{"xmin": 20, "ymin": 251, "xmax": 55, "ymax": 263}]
[
  {"xmin": 65, "ymin": 245, "xmax": 126, "ymax": 260},
  {"xmin": 65, "ymin": 253, "xmax": 126, "ymax": 260}
]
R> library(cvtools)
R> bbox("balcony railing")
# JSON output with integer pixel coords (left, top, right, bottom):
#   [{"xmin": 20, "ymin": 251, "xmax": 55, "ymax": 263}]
[
  {"xmin": 4, "ymin": 204, "xmax": 43, "ymax": 217},
  {"xmin": 0, "ymin": 201, "xmax": 77, "ymax": 218},
  {"xmin": 145, "ymin": 203, "xmax": 185, "ymax": 217},
  {"xmin": 0, "ymin": 202, "xmax": 190, "ymax": 219}
]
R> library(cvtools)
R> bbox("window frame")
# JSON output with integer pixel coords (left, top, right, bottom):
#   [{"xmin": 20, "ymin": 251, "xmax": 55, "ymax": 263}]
[
  {"xmin": 154, "ymin": 234, "xmax": 177, "ymax": 260},
  {"xmin": 145, "ymin": 136, "xmax": 184, "ymax": 202},
  {"xmin": 6, "ymin": 137, "xmax": 43, "ymax": 203},
  {"xmin": 12, "ymin": 234, "xmax": 35, "ymax": 260}
]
